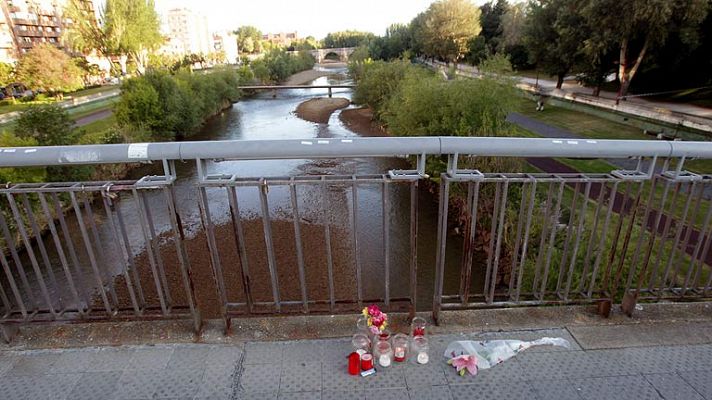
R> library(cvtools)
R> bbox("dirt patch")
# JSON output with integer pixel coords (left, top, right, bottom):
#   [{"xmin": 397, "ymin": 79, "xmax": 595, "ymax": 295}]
[
  {"xmin": 340, "ymin": 107, "xmax": 388, "ymax": 137},
  {"xmin": 284, "ymin": 69, "xmax": 331, "ymax": 85},
  {"xmin": 295, "ymin": 97, "xmax": 350, "ymax": 124},
  {"xmin": 104, "ymin": 218, "xmax": 358, "ymax": 318}
]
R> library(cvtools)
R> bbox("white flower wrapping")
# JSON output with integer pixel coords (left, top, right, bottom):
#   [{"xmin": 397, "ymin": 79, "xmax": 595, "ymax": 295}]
[{"xmin": 443, "ymin": 337, "xmax": 571, "ymax": 370}]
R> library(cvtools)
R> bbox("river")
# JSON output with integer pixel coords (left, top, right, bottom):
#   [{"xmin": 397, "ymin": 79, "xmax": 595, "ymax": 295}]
[{"xmin": 8, "ymin": 66, "xmax": 468, "ymax": 317}]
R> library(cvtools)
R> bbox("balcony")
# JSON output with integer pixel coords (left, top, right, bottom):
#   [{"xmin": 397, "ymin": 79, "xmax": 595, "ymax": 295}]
[{"xmin": 0, "ymin": 137, "xmax": 711, "ymax": 342}]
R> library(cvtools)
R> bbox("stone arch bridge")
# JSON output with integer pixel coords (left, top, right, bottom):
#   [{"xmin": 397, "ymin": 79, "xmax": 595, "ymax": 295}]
[{"xmin": 289, "ymin": 47, "xmax": 357, "ymax": 63}]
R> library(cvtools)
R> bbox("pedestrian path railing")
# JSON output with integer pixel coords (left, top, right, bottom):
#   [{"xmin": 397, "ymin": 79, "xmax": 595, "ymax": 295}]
[{"xmin": 1, "ymin": 137, "xmax": 712, "ymax": 340}]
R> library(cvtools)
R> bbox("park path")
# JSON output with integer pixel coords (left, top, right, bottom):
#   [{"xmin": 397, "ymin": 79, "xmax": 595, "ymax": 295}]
[{"xmin": 509, "ymin": 111, "xmax": 712, "ymax": 269}]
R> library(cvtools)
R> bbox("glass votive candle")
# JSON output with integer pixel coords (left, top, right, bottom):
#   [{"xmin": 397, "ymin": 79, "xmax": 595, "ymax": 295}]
[
  {"xmin": 411, "ymin": 317, "xmax": 427, "ymax": 337},
  {"xmin": 392, "ymin": 334, "xmax": 409, "ymax": 362},
  {"xmin": 411, "ymin": 335, "xmax": 429, "ymax": 364},
  {"xmin": 352, "ymin": 333, "xmax": 370, "ymax": 353},
  {"xmin": 356, "ymin": 316, "xmax": 370, "ymax": 334},
  {"xmin": 377, "ymin": 328, "xmax": 392, "ymax": 343},
  {"xmin": 374, "ymin": 340, "xmax": 393, "ymax": 368},
  {"xmin": 360, "ymin": 353, "xmax": 374, "ymax": 370}
]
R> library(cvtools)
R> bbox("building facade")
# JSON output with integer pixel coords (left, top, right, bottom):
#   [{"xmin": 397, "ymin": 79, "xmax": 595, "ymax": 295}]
[
  {"xmin": 0, "ymin": 0, "xmax": 95, "ymax": 63},
  {"xmin": 262, "ymin": 31, "xmax": 298, "ymax": 48},
  {"xmin": 212, "ymin": 30, "xmax": 238, "ymax": 64},
  {"xmin": 164, "ymin": 7, "xmax": 211, "ymax": 56}
]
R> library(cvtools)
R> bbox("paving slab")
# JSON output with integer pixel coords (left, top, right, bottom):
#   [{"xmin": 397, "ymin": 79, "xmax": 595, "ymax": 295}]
[{"xmin": 0, "ymin": 330, "xmax": 711, "ymax": 399}]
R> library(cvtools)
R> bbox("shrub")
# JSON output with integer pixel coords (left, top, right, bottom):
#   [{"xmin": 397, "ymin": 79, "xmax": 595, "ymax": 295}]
[
  {"xmin": 253, "ymin": 49, "xmax": 316, "ymax": 83},
  {"xmin": 351, "ymin": 60, "xmax": 429, "ymax": 118},
  {"xmin": 14, "ymin": 104, "xmax": 77, "ymax": 146},
  {"xmin": 0, "ymin": 132, "xmax": 45, "ymax": 184}
]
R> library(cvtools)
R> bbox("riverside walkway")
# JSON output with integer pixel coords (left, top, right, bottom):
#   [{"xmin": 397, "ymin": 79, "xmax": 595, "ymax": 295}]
[{"xmin": 1, "ymin": 304, "xmax": 711, "ymax": 400}]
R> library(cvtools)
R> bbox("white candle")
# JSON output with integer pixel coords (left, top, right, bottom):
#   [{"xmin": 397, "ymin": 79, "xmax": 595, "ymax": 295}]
[
  {"xmin": 379, "ymin": 354, "xmax": 391, "ymax": 367},
  {"xmin": 416, "ymin": 351, "xmax": 429, "ymax": 364}
]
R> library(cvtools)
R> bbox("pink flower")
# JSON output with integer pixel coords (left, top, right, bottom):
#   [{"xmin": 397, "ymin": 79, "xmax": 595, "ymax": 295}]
[
  {"xmin": 367, "ymin": 304, "xmax": 382, "ymax": 318},
  {"xmin": 449, "ymin": 355, "xmax": 478, "ymax": 376},
  {"xmin": 369, "ymin": 326, "xmax": 380, "ymax": 335},
  {"xmin": 371, "ymin": 314, "xmax": 385, "ymax": 327}
]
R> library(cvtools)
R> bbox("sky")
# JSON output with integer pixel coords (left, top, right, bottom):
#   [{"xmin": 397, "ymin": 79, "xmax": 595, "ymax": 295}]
[{"xmin": 154, "ymin": 0, "xmax": 447, "ymax": 39}]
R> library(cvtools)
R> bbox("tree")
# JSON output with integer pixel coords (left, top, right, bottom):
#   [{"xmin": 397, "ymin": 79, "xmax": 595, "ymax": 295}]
[
  {"xmin": 524, "ymin": 0, "xmax": 587, "ymax": 89},
  {"xmin": 14, "ymin": 105, "xmax": 77, "ymax": 146},
  {"xmin": 0, "ymin": 63, "xmax": 14, "ymax": 87},
  {"xmin": 421, "ymin": 0, "xmax": 482, "ymax": 64},
  {"xmin": 234, "ymin": 26, "xmax": 263, "ymax": 54},
  {"xmin": 64, "ymin": 0, "xmax": 163, "ymax": 75},
  {"xmin": 480, "ymin": 0, "xmax": 509, "ymax": 50},
  {"xmin": 322, "ymin": 31, "xmax": 375, "ymax": 48},
  {"xmin": 15, "ymin": 45, "xmax": 84, "ymax": 96},
  {"xmin": 581, "ymin": 0, "xmax": 708, "ymax": 98}
]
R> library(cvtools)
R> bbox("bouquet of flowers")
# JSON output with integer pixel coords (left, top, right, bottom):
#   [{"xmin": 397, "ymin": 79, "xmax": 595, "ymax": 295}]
[{"xmin": 362, "ymin": 304, "xmax": 388, "ymax": 335}]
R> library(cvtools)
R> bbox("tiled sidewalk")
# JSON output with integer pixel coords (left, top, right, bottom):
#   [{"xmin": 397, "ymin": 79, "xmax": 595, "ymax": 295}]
[{"xmin": 1, "ymin": 328, "xmax": 711, "ymax": 399}]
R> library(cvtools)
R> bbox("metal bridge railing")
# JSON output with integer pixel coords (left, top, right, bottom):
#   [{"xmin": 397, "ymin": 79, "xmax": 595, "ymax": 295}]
[{"xmin": 1, "ymin": 137, "xmax": 712, "ymax": 341}]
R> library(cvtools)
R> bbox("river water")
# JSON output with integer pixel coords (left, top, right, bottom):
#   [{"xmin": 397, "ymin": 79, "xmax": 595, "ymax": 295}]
[{"xmin": 10, "ymin": 67, "xmax": 467, "ymax": 315}]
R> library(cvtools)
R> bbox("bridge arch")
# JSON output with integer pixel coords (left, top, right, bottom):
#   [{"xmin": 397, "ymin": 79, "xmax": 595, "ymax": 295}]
[{"xmin": 288, "ymin": 47, "xmax": 357, "ymax": 63}]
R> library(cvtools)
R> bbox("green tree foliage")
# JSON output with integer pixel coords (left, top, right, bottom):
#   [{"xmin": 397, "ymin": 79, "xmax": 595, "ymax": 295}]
[
  {"xmin": 64, "ymin": 0, "xmax": 163, "ymax": 74},
  {"xmin": 480, "ymin": 0, "xmax": 508, "ymax": 51},
  {"xmin": 14, "ymin": 104, "xmax": 78, "ymax": 146},
  {"xmin": 351, "ymin": 60, "xmax": 422, "ymax": 119},
  {"xmin": 14, "ymin": 45, "xmax": 84, "ymax": 95},
  {"xmin": 115, "ymin": 67, "xmax": 247, "ymax": 140},
  {"xmin": 0, "ymin": 63, "xmax": 14, "ymax": 86},
  {"xmin": 581, "ymin": 0, "xmax": 708, "ymax": 97},
  {"xmin": 250, "ymin": 49, "xmax": 315, "ymax": 83},
  {"xmin": 373, "ymin": 24, "xmax": 413, "ymax": 60},
  {"xmin": 288, "ymin": 36, "xmax": 319, "ymax": 51},
  {"xmin": 235, "ymin": 26, "xmax": 263, "ymax": 54},
  {"xmin": 322, "ymin": 31, "xmax": 375, "ymax": 48},
  {"xmin": 420, "ymin": 0, "xmax": 482, "ymax": 63},
  {"xmin": 524, "ymin": 0, "xmax": 587, "ymax": 88},
  {"xmin": 0, "ymin": 132, "xmax": 45, "ymax": 184}
]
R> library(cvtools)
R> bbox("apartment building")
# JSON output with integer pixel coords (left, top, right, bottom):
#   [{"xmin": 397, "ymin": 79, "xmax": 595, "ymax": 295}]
[
  {"xmin": 164, "ymin": 7, "xmax": 211, "ymax": 56},
  {"xmin": 262, "ymin": 31, "xmax": 298, "ymax": 48},
  {"xmin": 212, "ymin": 30, "xmax": 238, "ymax": 64},
  {"xmin": 0, "ymin": 0, "xmax": 95, "ymax": 63}
]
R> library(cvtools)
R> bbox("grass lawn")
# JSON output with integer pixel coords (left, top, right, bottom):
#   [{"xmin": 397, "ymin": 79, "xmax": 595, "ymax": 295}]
[
  {"xmin": 69, "ymin": 97, "xmax": 118, "ymax": 119},
  {"xmin": 66, "ymin": 85, "xmax": 120, "ymax": 99},
  {"xmin": 512, "ymin": 96, "xmax": 653, "ymax": 141}
]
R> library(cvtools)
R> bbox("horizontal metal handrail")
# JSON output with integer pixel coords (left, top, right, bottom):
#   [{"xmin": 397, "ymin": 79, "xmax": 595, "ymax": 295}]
[{"xmin": 2, "ymin": 137, "xmax": 712, "ymax": 167}]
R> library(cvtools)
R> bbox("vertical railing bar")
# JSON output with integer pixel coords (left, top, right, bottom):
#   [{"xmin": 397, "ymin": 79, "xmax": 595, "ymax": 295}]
[
  {"xmin": 563, "ymin": 181, "xmax": 592, "ymax": 300},
  {"xmin": 659, "ymin": 181, "xmax": 698, "ymax": 293},
  {"xmin": 81, "ymin": 192, "xmax": 119, "ymax": 306},
  {"xmin": 0, "ymin": 277, "xmax": 11, "ymax": 317},
  {"xmin": 640, "ymin": 180, "xmax": 676, "ymax": 293},
  {"xmin": 683, "ymin": 185, "xmax": 712, "ymax": 296},
  {"xmin": 555, "ymin": 182, "xmax": 580, "ymax": 296},
  {"xmin": 131, "ymin": 188, "xmax": 168, "ymax": 315},
  {"xmin": 113, "ymin": 199, "xmax": 146, "ymax": 308},
  {"xmin": 0, "ymin": 241, "xmax": 27, "ymax": 317},
  {"xmin": 409, "ymin": 180, "xmax": 419, "ymax": 314},
  {"xmin": 50, "ymin": 193, "xmax": 87, "ymax": 307},
  {"xmin": 197, "ymin": 184, "xmax": 227, "ymax": 326},
  {"xmin": 137, "ymin": 190, "xmax": 173, "ymax": 307},
  {"xmin": 350, "ymin": 175, "xmax": 363, "ymax": 308},
  {"xmin": 459, "ymin": 182, "xmax": 475, "ymax": 303},
  {"xmin": 672, "ymin": 182, "xmax": 706, "ymax": 297},
  {"xmin": 488, "ymin": 180, "xmax": 509, "ymax": 304},
  {"xmin": 289, "ymin": 181, "xmax": 308, "ymax": 313},
  {"xmin": 0, "ymin": 212, "xmax": 35, "ymax": 310},
  {"xmin": 69, "ymin": 191, "xmax": 112, "ymax": 314},
  {"xmin": 539, "ymin": 181, "xmax": 565, "ymax": 300},
  {"xmin": 163, "ymin": 186, "xmax": 200, "ymax": 331},
  {"xmin": 578, "ymin": 181, "xmax": 607, "ymax": 294},
  {"xmin": 226, "ymin": 186, "xmax": 253, "ymax": 313},
  {"xmin": 611, "ymin": 181, "xmax": 646, "ymax": 297},
  {"xmin": 532, "ymin": 182, "xmax": 555, "ymax": 295},
  {"xmin": 515, "ymin": 179, "xmax": 537, "ymax": 302},
  {"xmin": 322, "ymin": 176, "xmax": 335, "ymax": 312},
  {"xmin": 37, "ymin": 193, "xmax": 82, "ymax": 314},
  {"xmin": 5, "ymin": 193, "xmax": 57, "ymax": 315},
  {"xmin": 461, "ymin": 181, "xmax": 480, "ymax": 304},
  {"xmin": 99, "ymin": 191, "xmax": 140, "ymax": 315},
  {"xmin": 603, "ymin": 181, "xmax": 633, "ymax": 293},
  {"xmin": 258, "ymin": 178, "xmax": 281, "ymax": 313},
  {"xmin": 507, "ymin": 182, "xmax": 528, "ymax": 298},
  {"xmin": 19, "ymin": 194, "xmax": 59, "ymax": 300},
  {"xmin": 382, "ymin": 178, "xmax": 390, "ymax": 307},
  {"xmin": 588, "ymin": 181, "xmax": 619, "ymax": 298},
  {"xmin": 432, "ymin": 176, "xmax": 450, "ymax": 323},
  {"xmin": 483, "ymin": 182, "xmax": 502, "ymax": 300}
]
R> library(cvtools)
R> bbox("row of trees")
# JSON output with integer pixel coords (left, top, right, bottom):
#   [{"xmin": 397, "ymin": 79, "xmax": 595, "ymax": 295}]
[
  {"xmin": 250, "ymin": 50, "xmax": 316, "ymax": 83},
  {"xmin": 354, "ymin": 0, "xmax": 711, "ymax": 97},
  {"xmin": 234, "ymin": 26, "xmax": 373, "ymax": 54}
]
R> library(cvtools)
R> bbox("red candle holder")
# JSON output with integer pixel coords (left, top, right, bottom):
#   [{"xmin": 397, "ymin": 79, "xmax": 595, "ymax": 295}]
[
  {"xmin": 348, "ymin": 352, "xmax": 361, "ymax": 375},
  {"xmin": 411, "ymin": 317, "xmax": 427, "ymax": 337},
  {"xmin": 360, "ymin": 353, "xmax": 373, "ymax": 370}
]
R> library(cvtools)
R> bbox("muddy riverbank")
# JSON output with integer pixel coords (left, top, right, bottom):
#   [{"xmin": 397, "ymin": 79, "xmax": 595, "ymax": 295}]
[
  {"xmin": 340, "ymin": 107, "xmax": 388, "ymax": 137},
  {"xmin": 295, "ymin": 97, "xmax": 350, "ymax": 123}
]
